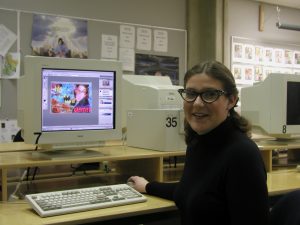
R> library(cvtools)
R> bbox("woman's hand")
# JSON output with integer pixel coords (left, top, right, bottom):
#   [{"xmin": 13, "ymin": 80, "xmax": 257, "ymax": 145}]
[{"xmin": 127, "ymin": 176, "xmax": 149, "ymax": 193}]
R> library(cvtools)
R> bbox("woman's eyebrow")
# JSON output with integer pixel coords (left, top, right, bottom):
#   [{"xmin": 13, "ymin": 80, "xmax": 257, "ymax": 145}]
[{"xmin": 186, "ymin": 87, "xmax": 219, "ymax": 92}]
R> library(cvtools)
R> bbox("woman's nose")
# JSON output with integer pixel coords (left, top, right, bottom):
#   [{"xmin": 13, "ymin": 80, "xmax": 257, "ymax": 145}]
[{"xmin": 193, "ymin": 95, "xmax": 205, "ymax": 106}]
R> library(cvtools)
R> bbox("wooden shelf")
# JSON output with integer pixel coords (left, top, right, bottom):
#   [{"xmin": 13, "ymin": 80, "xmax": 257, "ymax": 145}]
[{"xmin": 0, "ymin": 144, "xmax": 186, "ymax": 201}]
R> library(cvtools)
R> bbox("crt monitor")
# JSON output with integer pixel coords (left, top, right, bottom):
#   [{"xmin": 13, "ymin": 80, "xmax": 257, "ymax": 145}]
[
  {"xmin": 18, "ymin": 56, "xmax": 123, "ymax": 152},
  {"xmin": 122, "ymin": 74, "xmax": 183, "ymax": 128},
  {"xmin": 240, "ymin": 73, "xmax": 300, "ymax": 140}
]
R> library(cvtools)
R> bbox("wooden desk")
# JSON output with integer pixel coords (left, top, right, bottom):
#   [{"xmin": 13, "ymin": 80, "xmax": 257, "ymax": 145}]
[
  {"xmin": 1, "ymin": 143, "xmax": 300, "ymax": 225},
  {"xmin": 0, "ymin": 144, "xmax": 186, "ymax": 201},
  {"xmin": 1, "ymin": 142, "xmax": 300, "ymax": 200},
  {"xmin": 0, "ymin": 195, "xmax": 177, "ymax": 225},
  {"xmin": 268, "ymin": 170, "xmax": 300, "ymax": 196},
  {"xmin": 256, "ymin": 140, "xmax": 300, "ymax": 172},
  {"xmin": 0, "ymin": 142, "xmax": 36, "ymax": 153}
]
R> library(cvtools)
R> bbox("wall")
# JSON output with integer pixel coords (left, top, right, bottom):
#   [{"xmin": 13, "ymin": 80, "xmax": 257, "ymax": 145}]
[
  {"xmin": 224, "ymin": 0, "xmax": 300, "ymax": 66},
  {"xmin": 0, "ymin": 0, "xmax": 186, "ymax": 120},
  {"xmin": 186, "ymin": 0, "xmax": 218, "ymax": 68}
]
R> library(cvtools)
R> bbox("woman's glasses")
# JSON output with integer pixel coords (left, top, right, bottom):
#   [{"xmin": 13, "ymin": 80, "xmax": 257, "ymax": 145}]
[{"xmin": 178, "ymin": 88, "xmax": 227, "ymax": 103}]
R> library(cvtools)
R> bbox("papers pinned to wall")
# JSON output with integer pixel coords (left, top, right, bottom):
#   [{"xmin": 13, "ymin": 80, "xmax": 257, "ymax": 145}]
[
  {"xmin": 0, "ymin": 24, "xmax": 17, "ymax": 57},
  {"xmin": 0, "ymin": 119, "xmax": 20, "ymax": 143},
  {"xmin": 0, "ymin": 52, "xmax": 20, "ymax": 79}
]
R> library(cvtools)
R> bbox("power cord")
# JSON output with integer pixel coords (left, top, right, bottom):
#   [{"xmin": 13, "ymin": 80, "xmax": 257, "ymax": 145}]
[
  {"xmin": 9, "ymin": 169, "xmax": 28, "ymax": 201},
  {"xmin": 9, "ymin": 132, "xmax": 42, "ymax": 201}
]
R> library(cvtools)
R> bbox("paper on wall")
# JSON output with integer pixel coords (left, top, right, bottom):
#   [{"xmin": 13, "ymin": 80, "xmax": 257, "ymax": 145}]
[{"xmin": 0, "ymin": 24, "xmax": 17, "ymax": 57}]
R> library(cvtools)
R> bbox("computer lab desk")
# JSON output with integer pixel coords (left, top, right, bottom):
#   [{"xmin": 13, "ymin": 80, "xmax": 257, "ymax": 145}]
[
  {"xmin": 0, "ymin": 195, "xmax": 178, "ymax": 225},
  {"xmin": 1, "ymin": 141, "xmax": 300, "ymax": 200},
  {"xmin": 1, "ymin": 142, "xmax": 300, "ymax": 224},
  {"xmin": 0, "ymin": 143, "xmax": 186, "ymax": 201}
]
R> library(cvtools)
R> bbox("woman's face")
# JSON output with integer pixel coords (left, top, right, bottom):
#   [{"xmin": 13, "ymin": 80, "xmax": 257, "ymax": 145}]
[
  {"xmin": 75, "ymin": 85, "xmax": 87, "ymax": 101},
  {"xmin": 184, "ymin": 73, "xmax": 236, "ymax": 135}
]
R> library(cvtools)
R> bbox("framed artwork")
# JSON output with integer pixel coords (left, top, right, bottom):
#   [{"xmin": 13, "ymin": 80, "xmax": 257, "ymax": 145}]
[
  {"xmin": 263, "ymin": 66, "xmax": 274, "ymax": 78},
  {"xmin": 243, "ymin": 65, "xmax": 254, "ymax": 85},
  {"xmin": 243, "ymin": 44, "xmax": 254, "ymax": 63},
  {"xmin": 232, "ymin": 64, "xmax": 243, "ymax": 84},
  {"xmin": 284, "ymin": 49, "xmax": 293, "ymax": 65},
  {"xmin": 294, "ymin": 51, "xmax": 300, "ymax": 67},
  {"xmin": 255, "ymin": 46, "xmax": 264, "ymax": 64},
  {"xmin": 254, "ymin": 65, "xmax": 264, "ymax": 82},
  {"xmin": 274, "ymin": 48, "xmax": 284, "ymax": 65},
  {"xmin": 263, "ymin": 47, "xmax": 274, "ymax": 65},
  {"xmin": 232, "ymin": 42, "xmax": 243, "ymax": 62}
]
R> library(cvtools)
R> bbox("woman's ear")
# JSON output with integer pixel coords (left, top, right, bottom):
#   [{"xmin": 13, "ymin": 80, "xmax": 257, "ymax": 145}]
[{"xmin": 227, "ymin": 95, "xmax": 238, "ymax": 110}]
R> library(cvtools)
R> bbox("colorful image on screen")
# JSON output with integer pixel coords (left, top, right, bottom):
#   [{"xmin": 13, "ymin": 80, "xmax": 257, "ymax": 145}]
[{"xmin": 50, "ymin": 82, "xmax": 92, "ymax": 114}]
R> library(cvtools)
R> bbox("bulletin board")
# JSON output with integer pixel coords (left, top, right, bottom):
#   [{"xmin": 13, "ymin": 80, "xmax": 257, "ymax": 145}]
[
  {"xmin": 0, "ymin": 7, "xmax": 187, "ymax": 142},
  {"xmin": 231, "ymin": 36, "xmax": 300, "ymax": 87},
  {"xmin": 0, "ymin": 8, "xmax": 187, "ymax": 84}
]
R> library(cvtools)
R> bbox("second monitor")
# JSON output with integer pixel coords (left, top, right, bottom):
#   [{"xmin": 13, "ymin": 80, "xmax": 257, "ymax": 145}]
[{"xmin": 122, "ymin": 74, "xmax": 183, "ymax": 128}]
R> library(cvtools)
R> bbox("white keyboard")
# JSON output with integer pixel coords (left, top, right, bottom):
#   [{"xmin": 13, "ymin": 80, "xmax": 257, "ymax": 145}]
[{"xmin": 25, "ymin": 184, "xmax": 147, "ymax": 217}]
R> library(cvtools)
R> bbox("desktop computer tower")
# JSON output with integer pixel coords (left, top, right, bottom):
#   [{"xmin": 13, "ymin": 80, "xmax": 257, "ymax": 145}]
[{"xmin": 126, "ymin": 109, "xmax": 186, "ymax": 151}]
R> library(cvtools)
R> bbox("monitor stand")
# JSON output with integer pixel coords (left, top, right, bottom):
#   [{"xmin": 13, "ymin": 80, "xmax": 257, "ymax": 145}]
[{"xmin": 31, "ymin": 149, "xmax": 105, "ymax": 160}]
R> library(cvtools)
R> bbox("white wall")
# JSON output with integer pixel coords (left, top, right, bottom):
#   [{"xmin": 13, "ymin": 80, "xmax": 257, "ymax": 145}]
[
  {"xmin": 0, "ymin": 0, "xmax": 186, "ymax": 120},
  {"xmin": 224, "ymin": 0, "xmax": 300, "ymax": 66}
]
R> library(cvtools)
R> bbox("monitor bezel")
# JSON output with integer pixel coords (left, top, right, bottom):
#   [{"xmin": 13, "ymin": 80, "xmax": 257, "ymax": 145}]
[{"xmin": 19, "ymin": 56, "xmax": 123, "ymax": 147}]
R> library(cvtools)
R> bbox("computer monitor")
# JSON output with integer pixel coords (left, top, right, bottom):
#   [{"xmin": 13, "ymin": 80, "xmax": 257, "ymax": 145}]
[
  {"xmin": 122, "ymin": 74, "xmax": 183, "ymax": 128},
  {"xmin": 240, "ymin": 73, "xmax": 300, "ymax": 140},
  {"xmin": 17, "ymin": 56, "xmax": 122, "ymax": 156}
]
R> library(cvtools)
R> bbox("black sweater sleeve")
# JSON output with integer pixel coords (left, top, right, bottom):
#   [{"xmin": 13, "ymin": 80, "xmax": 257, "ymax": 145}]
[{"xmin": 146, "ymin": 181, "xmax": 178, "ymax": 200}]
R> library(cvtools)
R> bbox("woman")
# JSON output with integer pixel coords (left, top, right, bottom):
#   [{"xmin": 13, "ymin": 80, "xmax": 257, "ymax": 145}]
[
  {"xmin": 71, "ymin": 84, "xmax": 90, "ymax": 113},
  {"xmin": 128, "ymin": 60, "xmax": 270, "ymax": 225},
  {"xmin": 54, "ymin": 37, "xmax": 69, "ymax": 57}
]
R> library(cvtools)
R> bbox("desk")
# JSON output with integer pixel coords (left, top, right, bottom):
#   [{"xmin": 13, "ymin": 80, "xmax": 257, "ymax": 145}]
[
  {"xmin": 268, "ymin": 170, "xmax": 300, "ymax": 196},
  {"xmin": 1, "ymin": 143, "xmax": 300, "ymax": 225},
  {"xmin": 0, "ymin": 195, "xmax": 177, "ymax": 225},
  {"xmin": 1, "ymin": 142, "xmax": 300, "ymax": 198},
  {"xmin": 0, "ymin": 144, "xmax": 186, "ymax": 201},
  {"xmin": 256, "ymin": 140, "xmax": 300, "ymax": 172},
  {"xmin": 0, "ymin": 142, "xmax": 36, "ymax": 153}
]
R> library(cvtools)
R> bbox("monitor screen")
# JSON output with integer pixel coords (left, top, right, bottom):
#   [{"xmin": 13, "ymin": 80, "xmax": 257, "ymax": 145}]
[
  {"xmin": 286, "ymin": 81, "xmax": 300, "ymax": 126},
  {"xmin": 18, "ymin": 56, "xmax": 122, "ymax": 150},
  {"xmin": 241, "ymin": 73, "xmax": 300, "ymax": 140},
  {"xmin": 42, "ymin": 68, "xmax": 115, "ymax": 131}
]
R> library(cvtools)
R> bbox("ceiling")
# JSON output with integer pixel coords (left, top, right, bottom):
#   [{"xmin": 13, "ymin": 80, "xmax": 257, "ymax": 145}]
[{"xmin": 256, "ymin": 0, "xmax": 300, "ymax": 9}]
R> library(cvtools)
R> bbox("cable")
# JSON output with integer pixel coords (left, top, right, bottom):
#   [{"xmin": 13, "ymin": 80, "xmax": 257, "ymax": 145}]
[
  {"xmin": 8, "ymin": 132, "xmax": 43, "ymax": 201},
  {"xmin": 8, "ymin": 169, "xmax": 28, "ymax": 201},
  {"xmin": 31, "ymin": 132, "xmax": 42, "ymax": 181}
]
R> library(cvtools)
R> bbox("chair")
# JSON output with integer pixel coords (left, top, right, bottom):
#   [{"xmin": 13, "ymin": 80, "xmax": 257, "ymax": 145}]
[{"xmin": 270, "ymin": 190, "xmax": 300, "ymax": 225}]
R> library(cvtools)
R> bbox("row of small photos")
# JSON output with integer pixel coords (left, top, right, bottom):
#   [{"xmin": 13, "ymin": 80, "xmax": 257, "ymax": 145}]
[
  {"xmin": 232, "ymin": 42, "xmax": 300, "ymax": 67},
  {"xmin": 231, "ymin": 64, "xmax": 300, "ymax": 85}
]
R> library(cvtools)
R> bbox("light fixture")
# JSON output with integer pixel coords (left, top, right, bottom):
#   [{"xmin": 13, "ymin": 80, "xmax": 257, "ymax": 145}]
[
  {"xmin": 276, "ymin": 22, "xmax": 300, "ymax": 31},
  {"xmin": 276, "ymin": 6, "xmax": 300, "ymax": 31}
]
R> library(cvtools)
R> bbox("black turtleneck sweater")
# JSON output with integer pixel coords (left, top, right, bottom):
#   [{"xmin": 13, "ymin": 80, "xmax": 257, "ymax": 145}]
[{"xmin": 146, "ymin": 118, "xmax": 270, "ymax": 225}]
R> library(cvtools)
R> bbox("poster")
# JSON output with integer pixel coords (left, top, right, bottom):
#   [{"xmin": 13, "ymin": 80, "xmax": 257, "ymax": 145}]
[
  {"xmin": 31, "ymin": 14, "xmax": 88, "ymax": 58},
  {"xmin": 135, "ymin": 53, "xmax": 179, "ymax": 85}
]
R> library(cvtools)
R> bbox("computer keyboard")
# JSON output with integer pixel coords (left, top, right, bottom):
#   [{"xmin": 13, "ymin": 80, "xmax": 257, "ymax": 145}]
[{"xmin": 25, "ymin": 183, "xmax": 147, "ymax": 217}]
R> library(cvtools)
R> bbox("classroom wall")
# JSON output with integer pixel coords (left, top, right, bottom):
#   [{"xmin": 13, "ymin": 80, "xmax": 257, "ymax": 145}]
[
  {"xmin": 2, "ymin": 0, "xmax": 300, "ymax": 121},
  {"xmin": 224, "ymin": 0, "xmax": 300, "ymax": 66},
  {"xmin": 0, "ymin": 0, "xmax": 186, "ymax": 29},
  {"xmin": 0, "ymin": 0, "xmax": 186, "ymax": 120}
]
